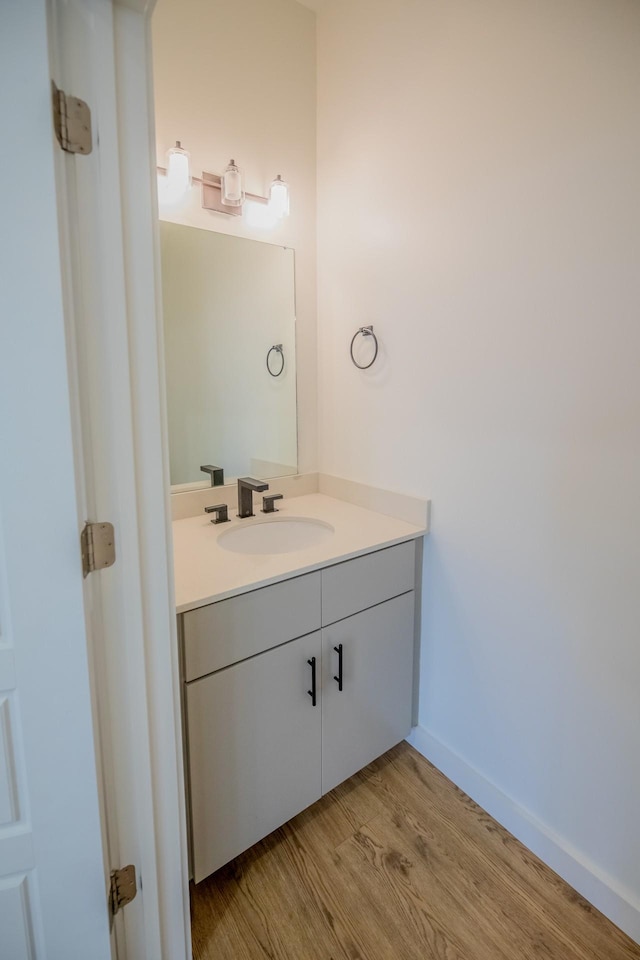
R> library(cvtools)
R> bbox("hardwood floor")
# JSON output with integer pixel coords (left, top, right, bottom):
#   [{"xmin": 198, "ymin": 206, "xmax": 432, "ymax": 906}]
[{"xmin": 191, "ymin": 742, "xmax": 640, "ymax": 960}]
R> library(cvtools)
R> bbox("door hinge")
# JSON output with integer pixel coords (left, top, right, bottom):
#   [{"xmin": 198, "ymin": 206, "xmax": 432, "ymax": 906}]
[
  {"xmin": 81, "ymin": 522, "xmax": 116, "ymax": 578},
  {"xmin": 109, "ymin": 864, "xmax": 137, "ymax": 918},
  {"xmin": 52, "ymin": 81, "xmax": 93, "ymax": 155}
]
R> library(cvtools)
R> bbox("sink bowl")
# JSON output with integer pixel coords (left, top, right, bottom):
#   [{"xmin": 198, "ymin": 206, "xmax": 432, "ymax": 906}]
[{"xmin": 218, "ymin": 517, "xmax": 335, "ymax": 555}]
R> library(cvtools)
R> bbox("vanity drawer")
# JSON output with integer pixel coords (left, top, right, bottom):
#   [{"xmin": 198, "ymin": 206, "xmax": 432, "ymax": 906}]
[
  {"xmin": 183, "ymin": 571, "xmax": 321, "ymax": 680},
  {"xmin": 321, "ymin": 540, "xmax": 416, "ymax": 626}
]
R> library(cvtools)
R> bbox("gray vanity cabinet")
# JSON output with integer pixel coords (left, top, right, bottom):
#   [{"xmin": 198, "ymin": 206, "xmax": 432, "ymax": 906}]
[
  {"xmin": 181, "ymin": 540, "xmax": 418, "ymax": 883},
  {"xmin": 319, "ymin": 541, "xmax": 416, "ymax": 793},
  {"xmin": 186, "ymin": 630, "xmax": 322, "ymax": 884},
  {"xmin": 321, "ymin": 592, "xmax": 414, "ymax": 795}
]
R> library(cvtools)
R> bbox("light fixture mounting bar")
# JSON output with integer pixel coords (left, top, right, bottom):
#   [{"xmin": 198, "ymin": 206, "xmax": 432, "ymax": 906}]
[
  {"xmin": 156, "ymin": 166, "xmax": 270, "ymax": 216},
  {"xmin": 201, "ymin": 171, "xmax": 268, "ymax": 215}
]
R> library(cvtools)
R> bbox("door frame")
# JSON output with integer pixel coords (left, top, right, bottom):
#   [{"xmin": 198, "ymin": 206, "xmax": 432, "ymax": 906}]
[
  {"xmin": 50, "ymin": 0, "xmax": 191, "ymax": 955},
  {"xmin": 111, "ymin": 2, "xmax": 192, "ymax": 955}
]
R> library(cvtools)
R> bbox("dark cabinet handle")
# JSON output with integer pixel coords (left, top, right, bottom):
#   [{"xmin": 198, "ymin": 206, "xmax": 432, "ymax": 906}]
[
  {"xmin": 307, "ymin": 656, "xmax": 317, "ymax": 706},
  {"xmin": 333, "ymin": 644, "xmax": 343, "ymax": 692}
]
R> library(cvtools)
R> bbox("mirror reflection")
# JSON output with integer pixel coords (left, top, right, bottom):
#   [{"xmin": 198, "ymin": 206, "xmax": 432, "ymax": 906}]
[{"xmin": 159, "ymin": 222, "xmax": 298, "ymax": 488}]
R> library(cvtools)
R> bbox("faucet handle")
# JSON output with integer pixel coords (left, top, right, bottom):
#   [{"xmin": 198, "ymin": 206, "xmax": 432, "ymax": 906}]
[
  {"xmin": 261, "ymin": 494, "xmax": 283, "ymax": 514},
  {"xmin": 205, "ymin": 503, "xmax": 229, "ymax": 524}
]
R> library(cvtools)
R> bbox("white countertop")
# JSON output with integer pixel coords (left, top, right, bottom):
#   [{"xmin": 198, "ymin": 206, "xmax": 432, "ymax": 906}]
[{"xmin": 172, "ymin": 493, "xmax": 426, "ymax": 613}]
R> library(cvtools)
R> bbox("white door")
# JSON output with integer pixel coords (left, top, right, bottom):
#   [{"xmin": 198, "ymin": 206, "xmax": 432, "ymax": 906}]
[
  {"xmin": 48, "ymin": 0, "xmax": 154, "ymax": 953},
  {"xmin": 0, "ymin": 2, "xmax": 112, "ymax": 958},
  {"xmin": 1, "ymin": 0, "xmax": 190, "ymax": 957}
]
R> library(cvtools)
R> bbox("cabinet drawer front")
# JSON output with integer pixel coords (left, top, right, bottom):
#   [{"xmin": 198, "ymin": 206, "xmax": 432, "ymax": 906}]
[
  {"xmin": 187, "ymin": 631, "xmax": 322, "ymax": 882},
  {"xmin": 321, "ymin": 540, "xmax": 415, "ymax": 626},
  {"xmin": 183, "ymin": 572, "xmax": 321, "ymax": 680}
]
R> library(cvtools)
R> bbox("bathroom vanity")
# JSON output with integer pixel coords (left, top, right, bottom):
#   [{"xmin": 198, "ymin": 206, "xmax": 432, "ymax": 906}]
[{"xmin": 173, "ymin": 492, "xmax": 426, "ymax": 883}]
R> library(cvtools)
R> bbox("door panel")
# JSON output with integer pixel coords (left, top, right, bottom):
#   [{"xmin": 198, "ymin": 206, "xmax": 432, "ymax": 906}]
[
  {"xmin": 187, "ymin": 632, "xmax": 322, "ymax": 882},
  {"xmin": 0, "ymin": 652, "xmax": 37, "ymax": 959},
  {"xmin": 0, "ymin": 695, "xmax": 18, "ymax": 827},
  {"xmin": 322, "ymin": 594, "xmax": 414, "ymax": 794},
  {"xmin": 0, "ymin": 2, "xmax": 112, "ymax": 957},
  {"xmin": 0, "ymin": 874, "xmax": 37, "ymax": 960}
]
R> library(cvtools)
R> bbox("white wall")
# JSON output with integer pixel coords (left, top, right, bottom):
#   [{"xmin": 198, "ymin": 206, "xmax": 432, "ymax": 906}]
[
  {"xmin": 152, "ymin": 0, "xmax": 317, "ymax": 475},
  {"xmin": 317, "ymin": 0, "xmax": 640, "ymax": 937}
]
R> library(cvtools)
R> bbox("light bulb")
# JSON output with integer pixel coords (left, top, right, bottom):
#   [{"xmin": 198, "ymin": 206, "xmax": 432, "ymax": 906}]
[
  {"xmin": 269, "ymin": 174, "xmax": 290, "ymax": 218},
  {"xmin": 222, "ymin": 159, "xmax": 244, "ymax": 207},
  {"xmin": 165, "ymin": 141, "xmax": 191, "ymax": 199}
]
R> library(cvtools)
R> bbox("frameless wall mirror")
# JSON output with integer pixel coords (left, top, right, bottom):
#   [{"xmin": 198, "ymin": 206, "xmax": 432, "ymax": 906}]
[{"xmin": 159, "ymin": 222, "xmax": 298, "ymax": 489}]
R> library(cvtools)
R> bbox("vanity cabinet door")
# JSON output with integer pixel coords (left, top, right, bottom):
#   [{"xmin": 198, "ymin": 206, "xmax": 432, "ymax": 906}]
[
  {"xmin": 186, "ymin": 630, "xmax": 322, "ymax": 883},
  {"xmin": 321, "ymin": 593, "xmax": 414, "ymax": 795}
]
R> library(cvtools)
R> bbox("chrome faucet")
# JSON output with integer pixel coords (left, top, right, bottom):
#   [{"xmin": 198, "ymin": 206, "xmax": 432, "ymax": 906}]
[{"xmin": 237, "ymin": 477, "xmax": 268, "ymax": 519}]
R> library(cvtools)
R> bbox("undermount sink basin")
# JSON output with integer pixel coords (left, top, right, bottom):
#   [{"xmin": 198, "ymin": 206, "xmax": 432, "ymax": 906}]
[{"xmin": 218, "ymin": 516, "xmax": 335, "ymax": 555}]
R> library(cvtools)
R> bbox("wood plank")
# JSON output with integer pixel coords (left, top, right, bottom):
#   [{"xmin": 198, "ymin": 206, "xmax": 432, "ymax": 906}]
[
  {"xmin": 328, "ymin": 816, "xmax": 479, "ymax": 960},
  {"xmin": 374, "ymin": 744, "xmax": 640, "ymax": 960},
  {"xmin": 357, "ymin": 806, "xmax": 581, "ymax": 960},
  {"xmin": 192, "ymin": 826, "xmax": 359, "ymax": 960},
  {"xmin": 191, "ymin": 742, "xmax": 640, "ymax": 960}
]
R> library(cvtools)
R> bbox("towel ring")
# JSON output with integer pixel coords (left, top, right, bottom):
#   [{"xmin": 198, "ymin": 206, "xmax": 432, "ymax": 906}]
[
  {"xmin": 350, "ymin": 325, "xmax": 379, "ymax": 370},
  {"xmin": 266, "ymin": 343, "xmax": 285, "ymax": 377}
]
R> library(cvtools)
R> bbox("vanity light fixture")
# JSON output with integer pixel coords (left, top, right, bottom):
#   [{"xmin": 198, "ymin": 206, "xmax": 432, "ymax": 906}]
[
  {"xmin": 157, "ymin": 141, "xmax": 290, "ymax": 221},
  {"xmin": 269, "ymin": 175, "xmax": 290, "ymax": 219},
  {"xmin": 203, "ymin": 160, "xmax": 290, "ymax": 220},
  {"xmin": 201, "ymin": 168, "xmax": 289, "ymax": 221}
]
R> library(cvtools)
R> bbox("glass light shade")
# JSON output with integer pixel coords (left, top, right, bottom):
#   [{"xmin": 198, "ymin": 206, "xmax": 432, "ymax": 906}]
[
  {"xmin": 222, "ymin": 159, "xmax": 244, "ymax": 207},
  {"xmin": 269, "ymin": 174, "xmax": 290, "ymax": 218},
  {"xmin": 166, "ymin": 141, "xmax": 191, "ymax": 197}
]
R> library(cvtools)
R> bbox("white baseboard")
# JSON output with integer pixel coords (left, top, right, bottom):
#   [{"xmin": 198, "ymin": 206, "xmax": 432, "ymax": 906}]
[{"xmin": 407, "ymin": 725, "xmax": 640, "ymax": 945}]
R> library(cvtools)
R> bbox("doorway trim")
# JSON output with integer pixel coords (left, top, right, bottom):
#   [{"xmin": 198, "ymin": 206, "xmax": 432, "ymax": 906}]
[{"xmin": 111, "ymin": 1, "xmax": 192, "ymax": 955}]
